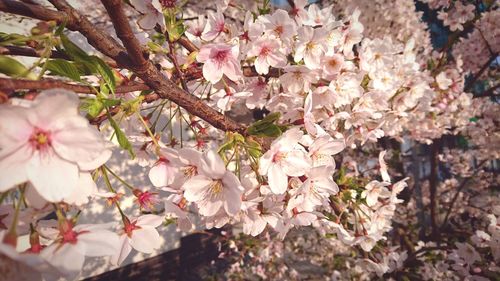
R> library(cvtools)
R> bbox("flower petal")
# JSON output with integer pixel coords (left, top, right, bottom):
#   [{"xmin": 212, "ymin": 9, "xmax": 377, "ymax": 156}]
[{"xmin": 27, "ymin": 150, "xmax": 79, "ymax": 202}]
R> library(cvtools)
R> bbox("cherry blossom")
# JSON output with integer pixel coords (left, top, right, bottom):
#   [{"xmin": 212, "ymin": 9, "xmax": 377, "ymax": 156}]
[
  {"xmin": 197, "ymin": 43, "xmax": 243, "ymax": 84},
  {"xmin": 112, "ymin": 215, "xmax": 164, "ymax": 265},
  {"xmin": 183, "ymin": 149, "xmax": 243, "ymax": 216},
  {"xmin": 0, "ymin": 90, "xmax": 111, "ymax": 202}
]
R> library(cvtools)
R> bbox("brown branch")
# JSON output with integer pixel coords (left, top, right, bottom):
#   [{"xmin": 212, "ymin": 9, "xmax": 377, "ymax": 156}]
[
  {"xmin": 242, "ymin": 66, "xmax": 280, "ymax": 78},
  {"xmin": 474, "ymin": 83, "xmax": 499, "ymax": 98},
  {"xmin": 0, "ymin": 77, "xmax": 149, "ymax": 93},
  {"xmin": 99, "ymin": 0, "xmax": 147, "ymax": 67},
  {"xmin": 1, "ymin": 0, "xmax": 246, "ymax": 134},
  {"xmin": 0, "ymin": 45, "xmax": 69, "ymax": 59},
  {"xmin": 0, "ymin": 0, "xmax": 68, "ymax": 22},
  {"xmin": 464, "ymin": 53, "xmax": 498, "ymax": 92},
  {"xmin": 177, "ymin": 36, "xmax": 198, "ymax": 53},
  {"xmin": 428, "ymin": 140, "xmax": 440, "ymax": 241},
  {"xmin": 92, "ymin": 0, "xmax": 245, "ymax": 133},
  {"xmin": 0, "ymin": 45, "xmax": 119, "ymax": 68},
  {"xmin": 440, "ymin": 160, "xmax": 488, "ymax": 229}
]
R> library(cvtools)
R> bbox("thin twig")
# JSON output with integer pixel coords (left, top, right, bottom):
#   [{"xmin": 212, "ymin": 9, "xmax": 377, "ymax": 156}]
[{"xmin": 0, "ymin": 77, "xmax": 149, "ymax": 94}]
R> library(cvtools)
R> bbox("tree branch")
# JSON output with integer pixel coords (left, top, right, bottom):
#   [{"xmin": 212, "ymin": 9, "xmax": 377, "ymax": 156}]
[
  {"xmin": 464, "ymin": 53, "xmax": 498, "ymax": 92},
  {"xmin": 0, "ymin": 77, "xmax": 149, "ymax": 94},
  {"xmin": 0, "ymin": 0, "xmax": 68, "ymax": 22},
  {"xmin": 1, "ymin": 0, "xmax": 246, "ymax": 134},
  {"xmin": 99, "ymin": 0, "xmax": 147, "ymax": 67},
  {"xmin": 474, "ymin": 83, "xmax": 499, "ymax": 98},
  {"xmin": 440, "ymin": 160, "xmax": 488, "ymax": 229}
]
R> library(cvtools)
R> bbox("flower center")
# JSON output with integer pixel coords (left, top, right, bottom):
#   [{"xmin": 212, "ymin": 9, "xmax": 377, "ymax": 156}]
[
  {"xmin": 124, "ymin": 220, "xmax": 141, "ymax": 237},
  {"xmin": 209, "ymin": 179, "xmax": 224, "ymax": 195},
  {"xmin": 260, "ymin": 46, "xmax": 271, "ymax": 57},
  {"xmin": 182, "ymin": 165, "xmax": 198, "ymax": 178},
  {"xmin": 272, "ymin": 151, "xmax": 287, "ymax": 163},
  {"xmin": 213, "ymin": 49, "xmax": 230, "ymax": 64},
  {"xmin": 29, "ymin": 128, "xmax": 51, "ymax": 151},
  {"xmin": 274, "ymin": 25, "xmax": 284, "ymax": 35}
]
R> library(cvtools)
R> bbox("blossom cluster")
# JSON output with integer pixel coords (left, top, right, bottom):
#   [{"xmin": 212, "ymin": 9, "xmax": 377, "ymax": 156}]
[{"xmin": 0, "ymin": 0, "xmax": 498, "ymax": 280}]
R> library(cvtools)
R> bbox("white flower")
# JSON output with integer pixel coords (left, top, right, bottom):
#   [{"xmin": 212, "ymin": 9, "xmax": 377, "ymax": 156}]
[
  {"xmin": 259, "ymin": 128, "xmax": 312, "ymax": 194},
  {"xmin": 130, "ymin": 0, "xmax": 165, "ymax": 30},
  {"xmin": 148, "ymin": 147, "xmax": 180, "ymax": 188},
  {"xmin": 183, "ymin": 149, "xmax": 243, "ymax": 216},
  {"xmin": 41, "ymin": 222, "xmax": 120, "ymax": 280},
  {"xmin": 0, "ymin": 90, "xmax": 111, "ymax": 202},
  {"xmin": 294, "ymin": 26, "xmax": 328, "ymax": 69},
  {"xmin": 112, "ymin": 215, "xmax": 164, "ymax": 265}
]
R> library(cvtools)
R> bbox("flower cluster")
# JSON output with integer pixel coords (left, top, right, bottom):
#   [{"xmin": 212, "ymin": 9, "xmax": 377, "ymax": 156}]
[{"xmin": 0, "ymin": 0, "xmax": 498, "ymax": 280}]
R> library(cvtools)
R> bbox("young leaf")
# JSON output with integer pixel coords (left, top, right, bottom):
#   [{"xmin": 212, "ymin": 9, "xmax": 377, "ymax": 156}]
[
  {"xmin": 60, "ymin": 34, "xmax": 89, "ymax": 61},
  {"xmin": 107, "ymin": 112, "xmax": 135, "ymax": 158},
  {"xmin": 46, "ymin": 59, "xmax": 81, "ymax": 81},
  {"xmin": 89, "ymin": 56, "xmax": 116, "ymax": 94},
  {"xmin": 0, "ymin": 56, "xmax": 36, "ymax": 79}
]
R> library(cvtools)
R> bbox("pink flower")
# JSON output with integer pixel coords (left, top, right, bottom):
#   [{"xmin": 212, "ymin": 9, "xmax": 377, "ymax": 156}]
[
  {"xmin": 259, "ymin": 128, "xmax": 312, "ymax": 194},
  {"xmin": 133, "ymin": 189, "xmax": 161, "ymax": 211},
  {"xmin": 201, "ymin": 11, "xmax": 226, "ymax": 41},
  {"xmin": 294, "ymin": 26, "xmax": 328, "ymax": 68},
  {"xmin": 148, "ymin": 147, "xmax": 180, "ymax": 188},
  {"xmin": 40, "ymin": 221, "xmax": 120, "ymax": 279},
  {"xmin": 258, "ymin": 9, "xmax": 297, "ymax": 45},
  {"xmin": 247, "ymin": 35, "xmax": 287, "ymax": 75},
  {"xmin": 183, "ymin": 149, "xmax": 243, "ymax": 216},
  {"xmin": 130, "ymin": 0, "xmax": 165, "ymax": 30},
  {"xmin": 0, "ymin": 90, "xmax": 111, "ymax": 202},
  {"xmin": 197, "ymin": 43, "xmax": 242, "ymax": 84},
  {"xmin": 112, "ymin": 215, "xmax": 163, "ymax": 265}
]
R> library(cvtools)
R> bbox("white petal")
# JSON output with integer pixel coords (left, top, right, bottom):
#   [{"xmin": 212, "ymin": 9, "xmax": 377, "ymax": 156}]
[
  {"xmin": 111, "ymin": 235, "xmax": 132, "ymax": 266},
  {"xmin": 268, "ymin": 164, "xmax": 288, "ymax": 194},
  {"xmin": 51, "ymin": 123, "xmax": 108, "ymax": 165},
  {"xmin": 129, "ymin": 227, "xmax": 161, "ymax": 253},
  {"xmin": 222, "ymin": 172, "xmax": 242, "ymax": 215},
  {"xmin": 183, "ymin": 175, "xmax": 212, "ymax": 202},
  {"xmin": 30, "ymin": 90, "xmax": 80, "ymax": 129},
  {"xmin": 200, "ymin": 149, "xmax": 226, "ymax": 178},
  {"xmin": 136, "ymin": 214, "xmax": 164, "ymax": 228},
  {"xmin": 78, "ymin": 229, "xmax": 120, "ymax": 257},
  {"xmin": 202, "ymin": 61, "xmax": 223, "ymax": 84},
  {"xmin": 0, "ymin": 144, "xmax": 30, "ymax": 192},
  {"xmin": 63, "ymin": 172, "xmax": 97, "ymax": 206},
  {"xmin": 41, "ymin": 243, "xmax": 84, "ymax": 280},
  {"xmin": 283, "ymin": 150, "xmax": 311, "ymax": 176},
  {"xmin": 27, "ymin": 150, "xmax": 79, "ymax": 202},
  {"xmin": 148, "ymin": 162, "xmax": 176, "ymax": 187}
]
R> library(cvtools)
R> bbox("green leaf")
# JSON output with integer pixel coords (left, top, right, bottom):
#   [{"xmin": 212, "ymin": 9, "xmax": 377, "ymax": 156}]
[
  {"xmin": 46, "ymin": 59, "xmax": 81, "ymax": 81},
  {"xmin": 0, "ymin": 56, "xmax": 36, "ymax": 79},
  {"xmin": 248, "ymin": 124, "xmax": 282, "ymax": 137},
  {"xmin": 167, "ymin": 22, "xmax": 185, "ymax": 42},
  {"xmin": 107, "ymin": 112, "xmax": 135, "ymax": 158},
  {"xmin": 100, "ymin": 98, "xmax": 121, "ymax": 107},
  {"xmin": 89, "ymin": 56, "xmax": 116, "ymax": 94},
  {"xmin": 245, "ymin": 139, "xmax": 262, "ymax": 158},
  {"xmin": 82, "ymin": 98, "xmax": 104, "ymax": 118},
  {"xmin": 60, "ymin": 34, "xmax": 89, "ymax": 61}
]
